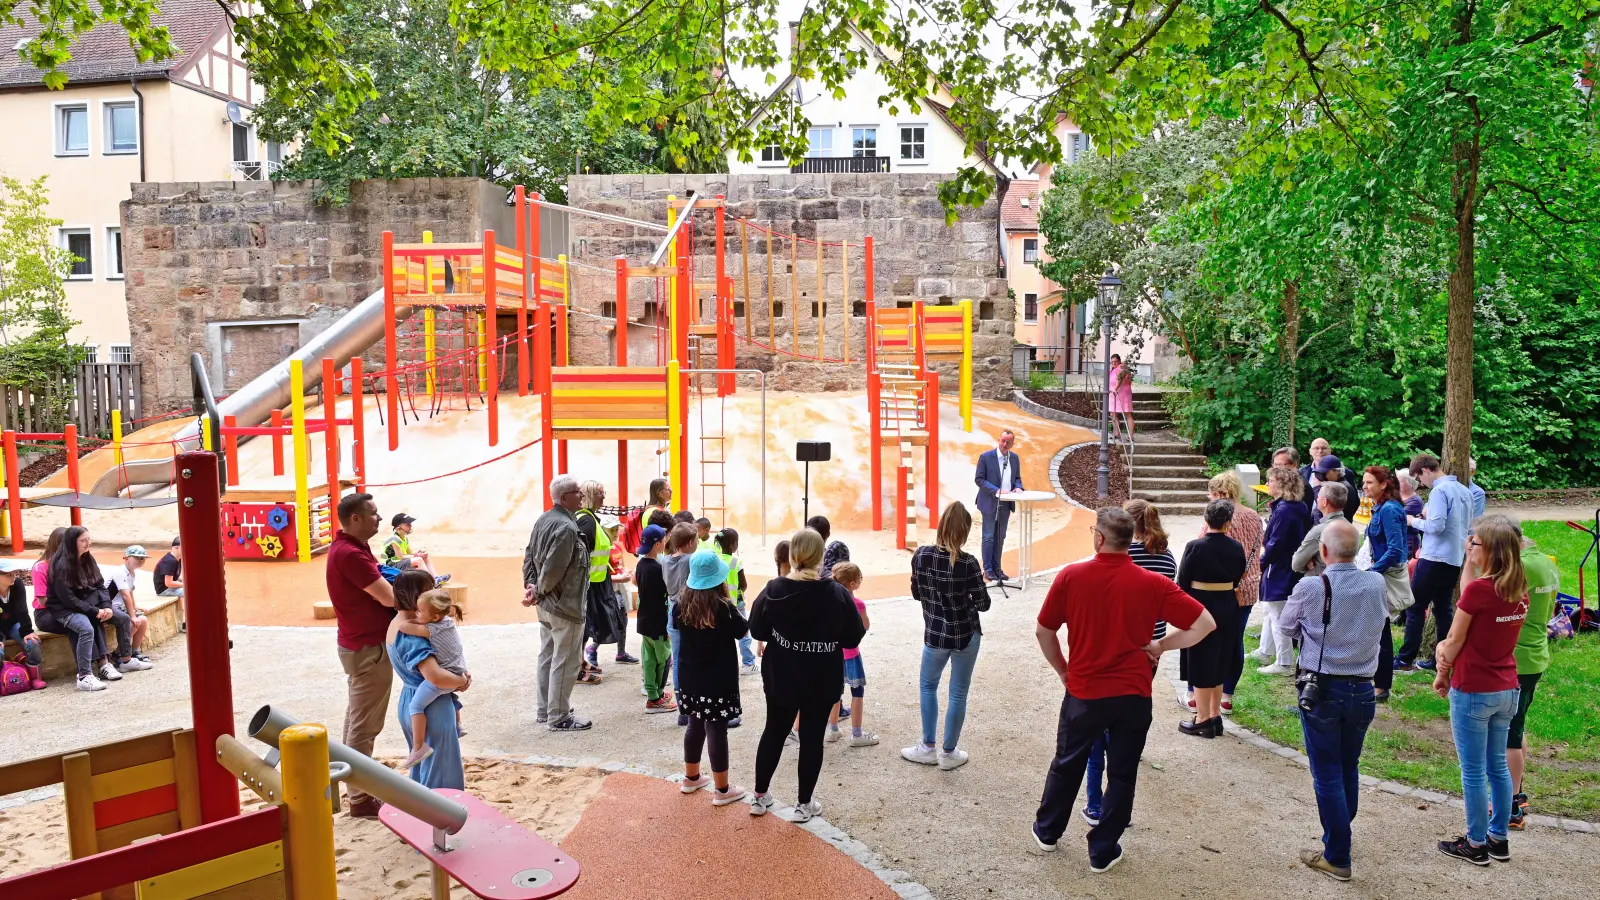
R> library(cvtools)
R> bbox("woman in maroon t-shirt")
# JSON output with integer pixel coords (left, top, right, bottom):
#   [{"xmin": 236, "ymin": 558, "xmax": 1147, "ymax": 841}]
[{"xmin": 1432, "ymin": 514, "xmax": 1528, "ymax": 865}]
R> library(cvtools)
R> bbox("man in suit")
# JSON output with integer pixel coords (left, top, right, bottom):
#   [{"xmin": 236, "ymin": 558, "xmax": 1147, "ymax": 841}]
[{"xmin": 974, "ymin": 429, "xmax": 1024, "ymax": 582}]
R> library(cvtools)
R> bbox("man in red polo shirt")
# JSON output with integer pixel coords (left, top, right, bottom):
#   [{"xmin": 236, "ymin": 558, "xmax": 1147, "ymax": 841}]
[
  {"xmin": 325, "ymin": 492, "xmax": 397, "ymax": 818},
  {"xmin": 1031, "ymin": 507, "xmax": 1215, "ymax": 873}
]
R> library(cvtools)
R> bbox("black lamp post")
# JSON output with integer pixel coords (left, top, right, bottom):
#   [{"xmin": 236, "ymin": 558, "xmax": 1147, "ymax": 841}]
[{"xmin": 1096, "ymin": 269, "xmax": 1121, "ymax": 500}]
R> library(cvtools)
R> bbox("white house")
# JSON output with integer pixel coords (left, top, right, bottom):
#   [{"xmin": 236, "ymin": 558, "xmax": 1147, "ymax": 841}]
[{"xmin": 727, "ymin": 22, "xmax": 1003, "ymax": 177}]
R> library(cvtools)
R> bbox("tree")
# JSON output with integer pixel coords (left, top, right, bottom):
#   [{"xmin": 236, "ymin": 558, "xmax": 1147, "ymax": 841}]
[{"xmin": 0, "ymin": 174, "xmax": 85, "ymax": 428}]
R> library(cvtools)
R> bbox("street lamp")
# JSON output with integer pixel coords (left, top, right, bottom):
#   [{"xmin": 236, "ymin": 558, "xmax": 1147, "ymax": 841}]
[{"xmin": 1096, "ymin": 269, "xmax": 1121, "ymax": 500}]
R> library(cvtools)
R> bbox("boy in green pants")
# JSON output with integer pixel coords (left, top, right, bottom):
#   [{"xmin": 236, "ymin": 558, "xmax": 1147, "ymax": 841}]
[{"xmin": 634, "ymin": 525, "xmax": 676, "ymax": 712}]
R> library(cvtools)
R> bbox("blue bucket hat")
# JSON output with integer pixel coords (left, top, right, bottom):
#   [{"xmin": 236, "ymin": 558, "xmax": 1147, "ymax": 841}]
[
  {"xmin": 685, "ymin": 550, "xmax": 730, "ymax": 590},
  {"xmin": 637, "ymin": 524, "xmax": 668, "ymax": 556}
]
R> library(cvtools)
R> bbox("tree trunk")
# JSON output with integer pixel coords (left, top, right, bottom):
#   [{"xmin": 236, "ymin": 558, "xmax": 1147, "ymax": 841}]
[
  {"xmin": 1271, "ymin": 280, "xmax": 1300, "ymax": 448},
  {"xmin": 1442, "ymin": 138, "xmax": 1479, "ymax": 479}
]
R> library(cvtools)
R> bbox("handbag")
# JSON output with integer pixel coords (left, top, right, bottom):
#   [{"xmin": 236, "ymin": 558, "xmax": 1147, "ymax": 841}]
[{"xmin": 1380, "ymin": 565, "xmax": 1415, "ymax": 617}]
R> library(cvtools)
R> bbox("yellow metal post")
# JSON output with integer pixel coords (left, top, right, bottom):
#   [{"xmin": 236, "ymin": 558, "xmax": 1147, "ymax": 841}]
[
  {"xmin": 667, "ymin": 360, "xmax": 684, "ymax": 508},
  {"xmin": 559, "ymin": 253, "xmax": 571, "ymax": 307},
  {"xmin": 960, "ymin": 300, "xmax": 974, "ymax": 432},
  {"xmin": 112, "ymin": 409, "xmax": 125, "ymax": 466},
  {"xmin": 279, "ymin": 724, "xmax": 338, "ymax": 900},
  {"xmin": 199, "ymin": 416, "xmax": 213, "ymax": 451},
  {"xmin": 291, "ymin": 359, "xmax": 311, "ymax": 562},
  {"xmin": 423, "ymin": 231, "xmax": 437, "ymax": 395},
  {"xmin": 666, "ymin": 196, "xmax": 677, "ymax": 316}
]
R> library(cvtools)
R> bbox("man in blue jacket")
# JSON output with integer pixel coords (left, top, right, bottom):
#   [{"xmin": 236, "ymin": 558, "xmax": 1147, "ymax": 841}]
[{"xmin": 974, "ymin": 430, "xmax": 1023, "ymax": 582}]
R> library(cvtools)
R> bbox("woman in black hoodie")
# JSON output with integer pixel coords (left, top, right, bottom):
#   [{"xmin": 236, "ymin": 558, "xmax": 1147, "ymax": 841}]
[
  {"xmin": 36, "ymin": 526, "xmax": 130, "ymax": 691},
  {"xmin": 747, "ymin": 527, "xmax": 865, "ymax": 822}
]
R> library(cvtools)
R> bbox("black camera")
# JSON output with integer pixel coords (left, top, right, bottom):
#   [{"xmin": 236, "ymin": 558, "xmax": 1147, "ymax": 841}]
[{"xmin": 1296, "ymin": 671, "xmax": 1324, "ymax": 713}]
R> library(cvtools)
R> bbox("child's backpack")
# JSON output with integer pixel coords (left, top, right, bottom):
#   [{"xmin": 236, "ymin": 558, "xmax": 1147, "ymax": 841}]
[
  {"xmin": 619, "ymin": 508, "xmax": 644, "ymax": 557},
  {"xmin": 0, "ymin": 658, "xmax": 33, "ymax": 696}
]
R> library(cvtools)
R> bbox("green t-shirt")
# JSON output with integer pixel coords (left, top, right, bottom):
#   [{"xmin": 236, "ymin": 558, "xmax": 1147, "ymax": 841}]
[{"xmin": 1515, "ymin": 545, "xmax": 1560, "ymax": 675}]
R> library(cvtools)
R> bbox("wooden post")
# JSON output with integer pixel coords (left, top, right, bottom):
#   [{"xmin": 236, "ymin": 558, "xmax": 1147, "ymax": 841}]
[
  {"xmin": 895, "ymin": 465, "xmax": 908, "ymax": 550},
  {"xmin": 351, "ymin": 358, "xmax": 366, "ymax": 491},
  {"xmin": 382, "ymin": 231, "xmax": 399, "ymax": 451},
  {"xmin": 741, "ymin": 219, "xmax": 751, "ymax": 341},
  {"xmin": 790, "ymin": 236, "xmax": 799, "ymax": 356},
  {"xmin": 816, "ymin": 240, "xmax": 825, "ymax": 359},
  {"xmin": 270, "ymin": 408, "xmax": 285, "ymax": 476},
  {"xmin": 484, "ymin": 229, "xmax": 499, "ymax": 447},
  {"xmin": 842, "ymin": 240, "xmax": 850, "ymax": 364},
  {"xmin": 766, "ymin": 227, "xmax": 775, "ymax": 348},
  {"xmin": 515, "ymin": 186, "xmax": 530, "ymax": 397},
  {"xmin": 64, "ymin": 424, "xmax": 81, "ymax": 526},
  {"xmin": 321, "ymin": 358, "xmax": 341, "ymax": 530},
  {"xmin": 224, "ymin": 415, "xmax": 240, "ymax": 487}
]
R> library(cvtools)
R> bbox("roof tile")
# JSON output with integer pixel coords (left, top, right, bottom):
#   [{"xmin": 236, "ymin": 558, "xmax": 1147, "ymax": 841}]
[{"xmin": 0, "ymin": 0, "xmax": 226, "ymax": 89}]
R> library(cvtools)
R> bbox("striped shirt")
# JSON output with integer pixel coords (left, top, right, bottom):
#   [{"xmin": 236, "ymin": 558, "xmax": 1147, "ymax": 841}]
[{"xmin": 1129, "ymin": 541, "xmax": 1175, "ymax": 640}]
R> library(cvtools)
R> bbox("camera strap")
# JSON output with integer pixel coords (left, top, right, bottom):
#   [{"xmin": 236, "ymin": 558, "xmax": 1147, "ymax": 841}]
[{"xmin": 1314, "ymin": 573, "xmax": 1331, "ymax": 677}]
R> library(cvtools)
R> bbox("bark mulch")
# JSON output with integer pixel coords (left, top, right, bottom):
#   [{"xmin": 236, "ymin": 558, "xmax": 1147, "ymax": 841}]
[{"xmin": 1057, "ymin": 441, "xmax": 1131, "ymax": 509}]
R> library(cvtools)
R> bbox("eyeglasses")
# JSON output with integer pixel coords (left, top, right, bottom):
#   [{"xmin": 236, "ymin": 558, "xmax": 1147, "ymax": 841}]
[{"xmin": 562, "ymin": 489, "xmax": 582, "ymax": 498}]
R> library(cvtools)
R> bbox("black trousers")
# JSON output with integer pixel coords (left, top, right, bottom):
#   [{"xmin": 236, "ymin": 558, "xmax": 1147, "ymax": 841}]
[
  {"xmin": 1034, "ymin": 691, "xmax": 1152, "ymax": 864},
  {"xmin": 754, "ymin": 696, "xmax": 835, "ymax": 804},
  {"xmin": 685, "ymin": 716, "xmax": 730, "ymax": 772},
  {"xmin": 1374, "ymin": 618, "xmax": 1394, "ymax": 691}
]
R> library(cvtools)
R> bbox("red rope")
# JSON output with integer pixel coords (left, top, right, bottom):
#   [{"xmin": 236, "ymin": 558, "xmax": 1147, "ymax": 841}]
[
  {"xmin": 734, "ymin": 331, "xmax": 848, "ymax": 364},
  {"xmin": 730, "ymin": 214, "xmax": 846, "ymax": 248},
  {"xmin": 362, "ymin": 436, "xmax": 542, "ymax": 488}
]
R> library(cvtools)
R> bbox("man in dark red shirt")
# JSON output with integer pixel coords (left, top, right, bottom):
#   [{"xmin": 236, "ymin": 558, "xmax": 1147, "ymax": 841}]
[
  {"xmin": 325, "ymin": 492, "xmax": 397, "ymax": 818},
  {"xmin": 1031, "ymin": 507, "xmax": 1215, "ymax": 872}
]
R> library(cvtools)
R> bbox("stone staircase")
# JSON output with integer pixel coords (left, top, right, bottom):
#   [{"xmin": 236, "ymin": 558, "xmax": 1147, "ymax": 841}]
[{"xmin": 1127, "ymin": 393, "xmax": 1210, "ymax": 516}]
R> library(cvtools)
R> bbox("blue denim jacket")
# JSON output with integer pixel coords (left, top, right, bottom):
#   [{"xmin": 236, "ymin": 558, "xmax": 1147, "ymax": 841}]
[{"xmin": 1365, "ymin": 499, "xmax": 1408, "ymax": 574}]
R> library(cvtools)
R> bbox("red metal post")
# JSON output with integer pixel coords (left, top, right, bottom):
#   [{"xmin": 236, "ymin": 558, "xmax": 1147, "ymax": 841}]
[
  {"xmin": 530, "ymin": 192, "xmax": 543, "ymax": 397},
  {"xmin": 615, "ymin": 256, "xmax": 629, "ymax": 365},
  {"xmin": 539, "ymin": 301, "xmax": 555, "ymax": 508},
  {"xmin": 869, "ymin": 369, "xmax": 881, "ymax": 531},
  {"xmin": 555, "ymin": 303, "xmax": 568, "ymax": 473},
  {"xmin": 4, "ymin": 431, "xmax": 22, "ymax": 553},
  {"xmin": 322, "ymin": 358, "xmax": 341, "ymax": 527},
  {"xmin": 64, "ymin": 425, "xmax": 81, "ymax": 526},
  {"xmin": 926, "ymin": 370, "xmax": 940, "ymax": 518},
  {"xmin": 382, "ymin": 231, "xmax": 400, "ymax": 451},
  {"xmin": 173, "ymin": 450, "xmax": 241, "ymax": 824},
  {"xmin": 485, "ymin": 230, "xmax": 500, "ymax": 447},
  {"xmin": 515, "ymin": 185, "xmax": 530, "ymax": 397},
  {"xmin": 270, "ymin": 409, "xmax": 285, "ymax": 476},
  {"xmin": 350, "ymin": 358, "xmax": 367, "ymax": 491},
  {"xmin": 223, "ymin": 415, "xmax": 240, "ymax": 487},
  {"xmin": 715, "ymin": 197, "xmax": 733, "ymax": 396},
  {"xmin": 675, "ymin": 233, "xmax": 690, "ymax": 487}
]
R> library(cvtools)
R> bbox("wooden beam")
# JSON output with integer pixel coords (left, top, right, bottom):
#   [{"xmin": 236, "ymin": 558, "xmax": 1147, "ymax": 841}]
[
  {"xmin": 816, "ymin": 240, "xmax": 825, "ymax": 360},
  {"xmin": 741, "ymin": 220, "xmax": 751, "ymax": 341},
  {"xmin": 791, "ymin": 236, "xmax": 799, "ymax": 356},
  {"xmin": 766, "ymin": 227, "xmax": 775, "ymax": 348}
]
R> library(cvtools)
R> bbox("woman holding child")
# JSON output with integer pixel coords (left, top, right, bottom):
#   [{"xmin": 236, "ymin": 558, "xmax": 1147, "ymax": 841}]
[{"xmin": 387, "ymin": 569, "xmax": 469, "ymax": 789}]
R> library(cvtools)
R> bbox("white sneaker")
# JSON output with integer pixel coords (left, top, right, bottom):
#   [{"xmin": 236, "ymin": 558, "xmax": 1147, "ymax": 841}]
[
  {"xmin": 739, "ymin": 663, "xmax": 759, "ymax": 676},
  {"xmin": 825, "ymin": 725, "xmax": 842, "ymax": 743},
  {"xmin": 99, "ymin": 663, "xmax": 124, "ymax": 681},
  {"xmin": 1257, "ymin": 663, "xmax": 1294, "ymax": 676},
  {"xmin": 789, "ymin": 799, "xmax": 822, "ymax": 823},
  {"xmin": 711, "ymin": 785, "xmax": 747, "ymax": 806},
  {"xmin": 679, "ymin": 774, "xmax": 712, "ymax": 794},
  {"xmin": 848, "ymin": 731, "xmax": 881, "ymax": 747},
  {"xmin": 1247, "ymin": 650, "xmax": 1271, "ymax": 663},
  {"xmin": 749, "ymin": 792, "xmax": 776, "ymax": 816},
  {"xmin": 901, "ymin": 743, "xmax": 938, "ymax": 766},
  {"xmin": 1031, "ymin": 825, "xmax": 1058, "ymax": 853},
  {"xmin": 938, "ymin": 748, "xmax": 970, "ymax": 771},
  {"xmin": 76, "ymin": 673, "xmax": 107, "ymax": 692},
  {"xmin": 118, "ymin": 657, "xmax": 153, "ymax": 672}
]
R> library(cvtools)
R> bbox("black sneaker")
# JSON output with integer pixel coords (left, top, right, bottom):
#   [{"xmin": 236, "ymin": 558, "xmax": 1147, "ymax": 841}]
[
  {"xmin": 1487, "ymin": 835, "xmax": 1510, "ymax": 862},
  {"xmin": 1509, "ymin": 793, "xmax": 1528, "ymax": 830},
  {"xmin": 1417, "ymin": 659, "xmax": 1438, "ymax": 672},
  {"xmin": 1438, "ymin": 836, "xmax": 1490, "ymax": 866},
  {"xmin": 548, "ymin": 714, "xmax": 593, "ymax": 732}
]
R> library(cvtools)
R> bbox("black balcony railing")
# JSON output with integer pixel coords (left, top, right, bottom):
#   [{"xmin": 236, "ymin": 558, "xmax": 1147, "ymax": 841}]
[{"xmin": 791, "ymin": 156, "xmax": 892, "ymax": 174}]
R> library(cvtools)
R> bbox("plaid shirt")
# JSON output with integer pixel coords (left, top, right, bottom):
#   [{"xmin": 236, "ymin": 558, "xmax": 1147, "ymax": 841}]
[{"xmin": 910, "ymin": 545, "xmax": 991, "ymax": 649}]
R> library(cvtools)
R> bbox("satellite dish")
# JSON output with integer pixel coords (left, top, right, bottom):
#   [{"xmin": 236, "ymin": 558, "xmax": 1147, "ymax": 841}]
[{"xmin": 225, "ymin": 101, "xmax": 246, "ymax": 127}]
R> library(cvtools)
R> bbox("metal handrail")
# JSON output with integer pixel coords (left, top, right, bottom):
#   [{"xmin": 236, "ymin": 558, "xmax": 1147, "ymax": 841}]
[
  {"xmin": 682, "ymin": 368, "xmax": 766, "ymax": 545},
  {"xmin": 648, "ymin": 192, "xmax": 701, "ymax": 266}
]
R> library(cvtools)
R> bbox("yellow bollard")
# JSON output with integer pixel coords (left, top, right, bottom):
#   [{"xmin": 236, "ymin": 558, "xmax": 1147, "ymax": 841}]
[
  {"xmin": 279, "ymin": 724, "xmax": 339, "ymax": 900},
  {"xmin": 291, "ymin": 359, "xmax": 311, "ymax": 563},
  {"xmin": 960, "ymin": 299, "xmax": 974, "ymax": 433},
  {"xmin": 423, "ymin": 231, "xmax": 437, "ymax": 395},
  {"xmin": 112, "ymin": 409, "xmax": 124, "ymax": 466}
]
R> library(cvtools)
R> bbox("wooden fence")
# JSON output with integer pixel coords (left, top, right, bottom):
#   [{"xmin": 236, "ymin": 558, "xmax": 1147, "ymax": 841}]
[{"xmin": 1, "ymin": 363, "xmax": 143, "ymax": 437}]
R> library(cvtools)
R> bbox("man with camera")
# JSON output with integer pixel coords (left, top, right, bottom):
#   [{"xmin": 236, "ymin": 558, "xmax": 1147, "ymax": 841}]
[{"xmin": 1277, "ymin": 520, "xmax": 1388, "ymax": 881}]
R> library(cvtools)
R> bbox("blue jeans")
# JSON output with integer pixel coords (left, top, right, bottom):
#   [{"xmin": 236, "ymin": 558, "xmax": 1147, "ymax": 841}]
[
  {"xmin": 1299, "ymin": 679, "xmax": 1377, "ymax": 868},
  {"xmin": 1450, "ymin": 687, "xmax": 1519, "ymax": 843},
  {"xmin": 1085, "ymin": 732, "xmax": 1108, "ymax": 815},
  {"xmin": 920, "ymin": 634, "xmax": 981, "ymax": 751},
  {"xmin": 666, "ymin": 599, "xmax": 682, "ymax": 692},
  {"xmin": 736, "ymin": 600, "xmax": 755, "ymax": 666},
  {"xmin": 980, "ymin": 505, "xmax": 1011, "ymax": 576},
  {"xmin": 5, "ymin": 621, "xmax": 42, "ymax": 666}
]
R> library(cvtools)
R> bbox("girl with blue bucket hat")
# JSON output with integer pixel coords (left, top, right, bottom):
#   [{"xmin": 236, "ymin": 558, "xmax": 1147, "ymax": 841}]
[{"xmin": 673, "ymin": 550, "xmax": 751, "ymax": 806}]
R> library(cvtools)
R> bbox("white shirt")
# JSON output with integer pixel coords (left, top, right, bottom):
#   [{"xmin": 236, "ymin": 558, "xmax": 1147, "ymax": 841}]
[
  {"xmin": 998, "ymin": 451, "xmax": 1012, "ymax": 492},
  {"xmin": 109, "ymin": 564, "xmax": 137, "ymax": 599}
]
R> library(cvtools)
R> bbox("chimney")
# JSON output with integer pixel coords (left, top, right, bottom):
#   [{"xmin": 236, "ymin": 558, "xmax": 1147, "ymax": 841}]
[{"xmin": 789, "ymin": 21, "xmax": 801, "ymax": 61}]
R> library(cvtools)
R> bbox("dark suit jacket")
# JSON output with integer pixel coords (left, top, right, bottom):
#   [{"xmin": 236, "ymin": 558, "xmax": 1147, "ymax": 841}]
[{"xmin": 974, "ymin": 449, "xmax": 1023, "ymax": 516}]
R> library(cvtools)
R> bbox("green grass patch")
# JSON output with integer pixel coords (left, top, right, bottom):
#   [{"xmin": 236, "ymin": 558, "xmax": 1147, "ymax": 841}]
[
  {"xmin": 1521, "ymin": 519, "xmax": 1599, "ymax": 603},
  {"xmin": 1231, "ymin": 607, "xmax": 1600, "ymax": 819}
]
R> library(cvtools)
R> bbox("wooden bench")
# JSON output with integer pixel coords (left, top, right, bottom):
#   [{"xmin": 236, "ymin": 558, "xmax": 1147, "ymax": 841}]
[{"xmin": 3, "ymin": 593, "xmax": 183, "ymax": 682}]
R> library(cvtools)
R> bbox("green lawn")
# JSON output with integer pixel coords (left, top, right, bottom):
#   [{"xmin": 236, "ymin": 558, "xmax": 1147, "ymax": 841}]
[{"xmin": 1230, "ymin": 520, "xmax": 1600, "ymax": 820}]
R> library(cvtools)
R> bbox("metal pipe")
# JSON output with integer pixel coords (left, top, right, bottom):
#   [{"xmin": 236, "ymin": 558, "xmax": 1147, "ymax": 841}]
[
  {"xmin": 249, "ymin": 705, "xmax": 468, "ymax": 834},
  {"xmin": 648, "ymin": 193, "xmax": 701, "ymax": 266},
  {"xmin": 690, "ymin": 368, "xmax": 765, "ymax": 545},
  {"xmin": 526, "ymin": 195, "xmax": 670, "ymax": 233}
]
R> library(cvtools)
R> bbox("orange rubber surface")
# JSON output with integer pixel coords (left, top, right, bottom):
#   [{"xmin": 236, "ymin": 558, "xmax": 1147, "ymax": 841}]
[{"xmin": 555, "ymin": 772, "xmax": 899, "ymax": 900}]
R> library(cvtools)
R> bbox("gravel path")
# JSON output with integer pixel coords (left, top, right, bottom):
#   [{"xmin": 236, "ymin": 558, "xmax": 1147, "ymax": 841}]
[{"xmin": 4, "ymin": 576, "xmax": 1595, "ymax": 897}]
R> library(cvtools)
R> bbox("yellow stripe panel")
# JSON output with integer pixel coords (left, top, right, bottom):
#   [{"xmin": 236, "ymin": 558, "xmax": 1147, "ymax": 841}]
[
  {"xmin": 552, "ymin": 389, "xmax": 667, "ymax": 399},
  {"xmin": 92, "ymin": 759, "xmax": 175, "ymax": 803},
  {"xmin": 136, "ymin": 841, "xmax": 284, "ymax": 900},
  {"xmin": 553, "ymin": 419, "xmax": 668, "ymax": 428}
]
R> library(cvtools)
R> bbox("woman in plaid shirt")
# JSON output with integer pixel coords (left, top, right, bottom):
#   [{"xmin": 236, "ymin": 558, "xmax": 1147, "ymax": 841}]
[{"xmin": 902, "ymin": 502, "xmax": 991, "ymax": 771}]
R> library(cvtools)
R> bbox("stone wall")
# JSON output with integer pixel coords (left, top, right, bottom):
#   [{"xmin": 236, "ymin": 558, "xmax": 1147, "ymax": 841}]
[
  {"xmin": 121, "ymin": 178, "xmax": 504, "ymax": 413},
  {"xmin": 564, "ymin": 173, "xmax": 1014, "ymax": 398}
]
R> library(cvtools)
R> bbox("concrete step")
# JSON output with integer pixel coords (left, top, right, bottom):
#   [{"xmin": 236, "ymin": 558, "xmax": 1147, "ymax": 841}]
[
  {"xmin": 1131, "ymin": 447, "xmax": 1206, "ymax": 460},
  {"xmin": 1132, "ymin": 399, "xmax": 1168, "ymax": 411},
  {"xmin": 1158, "ymin": 504, "xmax": 1209, "ymax": 516},
  {"xmin": 1133, "ymin": 489, "xmax": 1213, "ymax": 505},
  {"xmin": 1131, "ymin": 464, "xmax": 1208, "ymax": 479},
  {"xmin": 1132, "ymin": 476, "xmax": 1214, "ymax": 491}
]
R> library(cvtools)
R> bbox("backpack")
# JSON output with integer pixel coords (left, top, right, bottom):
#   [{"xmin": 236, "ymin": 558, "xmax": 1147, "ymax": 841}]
[
  {"xmin": 0, "ymin": 658, "xmax": 32, "ymax": 696},
  {"xmin": 619, "ymin": 508, "xmax": 644, "ymax": 557}
]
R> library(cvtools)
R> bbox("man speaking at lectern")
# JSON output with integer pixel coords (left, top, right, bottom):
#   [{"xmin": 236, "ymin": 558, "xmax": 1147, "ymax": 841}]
[{"xmin": 975, "ymin": 430, "xmax": 1023, "ymax": 583}]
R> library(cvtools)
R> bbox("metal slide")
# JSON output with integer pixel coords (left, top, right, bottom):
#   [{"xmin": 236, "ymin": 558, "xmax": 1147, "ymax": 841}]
[{"xmin": 91, "ymin": 288, "xmax": 401, "ymax": 496}]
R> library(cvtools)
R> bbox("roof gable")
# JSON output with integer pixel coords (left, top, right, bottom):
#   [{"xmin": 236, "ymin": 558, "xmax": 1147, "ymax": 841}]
[{"xmin": 0, "ymin": 0, "xmax": 227, "ymax": 89}]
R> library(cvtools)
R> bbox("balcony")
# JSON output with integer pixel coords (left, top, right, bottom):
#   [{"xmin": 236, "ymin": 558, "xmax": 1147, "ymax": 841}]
[
  {"xmin": 792, "ymin": 155, "xmax": 892, "ymax": 174},
  {"xmin": 230, "ymin": 159, "xmax": 282, "ymax": 181}
]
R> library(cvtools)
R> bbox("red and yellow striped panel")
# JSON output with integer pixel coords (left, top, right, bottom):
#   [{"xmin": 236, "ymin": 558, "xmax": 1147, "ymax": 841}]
[
  {"xmin": 90, "ymin": 758, "xmax": 180, "ymax": 835},
  {"xmin": 550, "ymin": 367, "xmax": 669, "ymax": 432},
  {"xmin": 134, "ymin": 841, "xmax": 284, "ymax": 900}
]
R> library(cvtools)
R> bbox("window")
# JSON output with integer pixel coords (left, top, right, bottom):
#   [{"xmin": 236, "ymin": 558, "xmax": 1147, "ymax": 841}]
[
  {"xmin": 106, "ymin": 226, "xmax": 124, "ymax": 278},
  {"xmin": 60, "ymin": 228, "xmax": 92, "ymax": 278},
  {"xmin": 232, "ymin": 122, "xmax": 253, "ymax": 162},
  {"xmin": 81, "ymin": 345, "xmax": 99, "ymax": 364},
  {"xmin": 899, "ymin": 125, "xmax": 925, "ymax": 160},
  {"xmin": 104, "ymin": 102, "xmax": 138, "ymax": 153},
  {"xmin": 806, "ymin": 127, "xmax": 832, "ymax": 157},
  {"xmin": 1023, "ymin": 238, "xmax": 1039, "ymax": 263},
  {"xmin": 109, "ymin": 344, "xmax": 133, "ymax": 364},
  {"xmin": 1068, "ymin": 132, "xmax": 1092, "ymax": 164},
  {"xmin": 57, "ymin": 104, "xmax": 89, "ymax": 155},
  {"xmin": 851, "ymin": 126, "xmax": 878, "ymax": 157},
  {"xmin": 1024, "ymin": 292, "xmax": 1039, "ymax": 323},
  {"xmin": 760, "ymin": 144, "xmax": 783, "ymax": 164},
  {"xmin": 266, "ymin": 140, "xmax": 283, "ymax": 165}
]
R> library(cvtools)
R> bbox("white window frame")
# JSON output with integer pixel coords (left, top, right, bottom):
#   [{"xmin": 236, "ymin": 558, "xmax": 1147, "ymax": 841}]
[
  {"xmin": 55, "ymin": 102, "xmax": 90, "ymax": 156},
  {"xmin": 59, "ymin": 226, "xmax": 93, "ymax": 280},
  {"xmin": 851, "ymin": 125, "xmax": 879, "ymax": 157},
  {"xmin": 1023, "ymin": 292, "xmax": 1039, "ymax": 324},
  {"xmin": 1023, "ymin": 238, "xmax": 1039, "ymax": 263},
  {"xmin": 106, "ymin": 225, "xmax": 124, "ymax": 279},
  {"xmin": 759, "ymin": 143, "xmax": 785, "ymax": 166},
  {"xmin": 81, "ymin": 344, "xmax": 99, "ymax": 364},
  {"xmin": 102, "ymin": 100, "xmax": 139, "ymax": 154},
  {"xmin": 898, "ymin": 124, "xmax": 927, "ymax": 163},
  {"xmin": 806, "ymin": 127, "xmax": 833, "ymax": 158},
  {"xmin": 109, "ymin": 344, "xmax": 133, "ymax": 364}
]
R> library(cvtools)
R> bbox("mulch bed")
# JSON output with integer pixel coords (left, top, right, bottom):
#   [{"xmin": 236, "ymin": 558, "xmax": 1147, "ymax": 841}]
[
  {"xmin": 1022, "ymin": 390, "xmax": 1097, "ymax": 419},
  {"xmin": 17, "ymin": 443, "xmax": 99, "ymax": 487},
  {"xmin": 1057, "ymin": 442, "xmax": 1131, "ymax": 508}
]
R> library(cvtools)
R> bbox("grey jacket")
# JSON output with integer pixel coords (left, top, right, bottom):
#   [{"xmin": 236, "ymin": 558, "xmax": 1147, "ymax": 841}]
[
  {"xmin": 522, "ymin": 506, "xmax": 587, "ymax": 622},
  {"xmin": 1291, "ymin": 511, "xmax": 1347, "ymax": 577}
]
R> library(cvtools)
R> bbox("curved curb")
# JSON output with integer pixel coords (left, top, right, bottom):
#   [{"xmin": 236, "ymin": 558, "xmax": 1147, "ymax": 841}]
[
  {"xmin": 1162, "ymin": 679, "xmax": 1599, "ymax": 836},
  {"xmin": 1013, "ymin": 390, "xmax": 1101, "ymax": 430},
  {"xmin": 1048, "ymin": 441, "xmax": 1099, "ymax": 511}
]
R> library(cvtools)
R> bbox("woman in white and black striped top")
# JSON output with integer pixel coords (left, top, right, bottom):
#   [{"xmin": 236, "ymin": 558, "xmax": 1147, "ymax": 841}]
[{"xmin": 1078, "ymin": 499, "xmax": 1176, "ymax": 827}]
